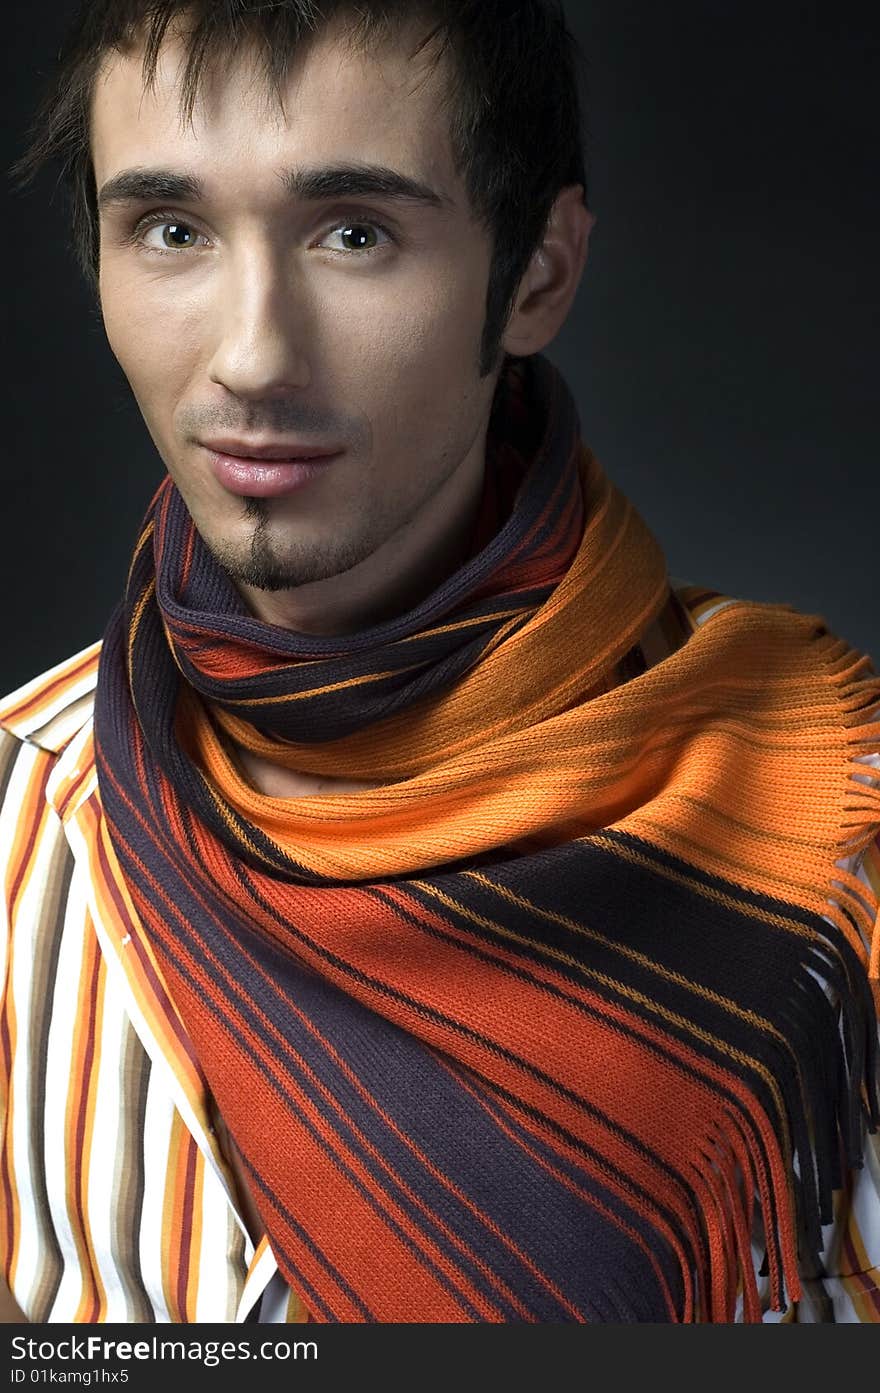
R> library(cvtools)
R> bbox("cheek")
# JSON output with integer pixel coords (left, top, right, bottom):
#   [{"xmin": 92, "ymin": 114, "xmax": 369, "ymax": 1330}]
[
  {"xmin": 335, "ymin": 273, "xmax": 485, "ymax": 390},
  {"xmin": 100, "ymin": 264, "xmax": 201, "ymax": 394},
  {"xmin": 396, "ymin": 264, "xmax": 485, "ymax": 346},
  {"xmin": 329, "ymin": 268, "xmax": 489, "ymax": 446},
  {"xmin": 311, "ymin": 238, "xmax": 488, "ymax": 361}
]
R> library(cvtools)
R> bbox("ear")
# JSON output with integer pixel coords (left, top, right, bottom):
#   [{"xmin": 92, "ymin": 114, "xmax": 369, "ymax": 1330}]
[{"xmin": 501, "ymin": 185, "xmax": 594, "ymax": 358}]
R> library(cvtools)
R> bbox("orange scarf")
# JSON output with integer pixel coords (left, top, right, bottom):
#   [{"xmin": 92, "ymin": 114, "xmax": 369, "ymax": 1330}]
[{"xmin": 95, "ymin": 354, "xmax": 880, "ymax": 1321}]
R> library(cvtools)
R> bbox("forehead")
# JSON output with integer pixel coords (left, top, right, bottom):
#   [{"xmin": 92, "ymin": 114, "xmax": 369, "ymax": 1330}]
[{"xmin": 90, "ymin": 19, "xmax": 460, "ymax": 197}]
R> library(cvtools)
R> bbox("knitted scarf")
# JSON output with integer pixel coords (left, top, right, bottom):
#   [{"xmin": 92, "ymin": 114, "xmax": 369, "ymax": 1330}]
[{"xmin": 93, "ymin": 354, "xmax": 880, "ymax": 1323}]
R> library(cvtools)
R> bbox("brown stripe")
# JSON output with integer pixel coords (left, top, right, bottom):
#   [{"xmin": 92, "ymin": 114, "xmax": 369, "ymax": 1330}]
[
  {"xmin": 0, "ymin": 731, "xmax": 22, "ymax": 812},
  {"xmin": 24, "ymin": 831, "xmax": 73, "ymax": 1320},
  {"xmin": 69, "ymin": 931, "xmax": 104, "ymax": 1322},
  {"xmin": 111, "ymin": 1036, "xmax": 153, "ymax": 1321}
]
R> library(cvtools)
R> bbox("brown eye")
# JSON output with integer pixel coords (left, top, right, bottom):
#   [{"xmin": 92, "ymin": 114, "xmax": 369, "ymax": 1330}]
[
  {"xmin": 320, "ymin": 222, "xmax": 390, "ymax": 254},
  {"xmin": 138, "ymin": 219, "xmax": 203, "ymax": 252},
  {"xmin": 339, "ymin": 225, "xmax": 378, "ymax": 251},
  {"xmin": 160, "ymin": 223, "xmax": 198, "ymax": 250}
]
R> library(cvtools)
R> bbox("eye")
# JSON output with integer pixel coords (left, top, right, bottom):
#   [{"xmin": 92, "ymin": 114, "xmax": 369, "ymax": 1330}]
[
  {"xmin": 318, "ymin": 222, "xmax": 391, "ymax": 254},
  {"xmin": 138, "ymin": 219, "xmax": 206, "ymax": 252}
]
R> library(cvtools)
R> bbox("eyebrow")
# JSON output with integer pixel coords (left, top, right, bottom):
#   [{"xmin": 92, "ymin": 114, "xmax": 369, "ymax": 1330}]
[{"xmin": 96, "ymin": 163, "xmax": 455, "ymax": 213}]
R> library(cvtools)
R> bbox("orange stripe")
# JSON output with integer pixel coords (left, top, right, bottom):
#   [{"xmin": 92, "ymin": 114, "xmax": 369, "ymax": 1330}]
[
  {"xmin": 160, "ymin": 1114, "xmax": 193, "ymax": 1321},
  {"xmin": 175, "ymin": 1131, "xmax": 200, "ymax": 1321},
  {"xmin": 186, "ymin": 1150, "xmax": 205, "ymax": 1319},
  {"xmin": 69, "ymin": 919, "xmax": 108, "ymax": 1323}
]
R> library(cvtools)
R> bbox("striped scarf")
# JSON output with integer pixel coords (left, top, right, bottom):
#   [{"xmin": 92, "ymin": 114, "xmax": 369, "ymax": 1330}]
[{"xmin": 94, "ymin": 354, "xmax": 880, "ymax": 1322}]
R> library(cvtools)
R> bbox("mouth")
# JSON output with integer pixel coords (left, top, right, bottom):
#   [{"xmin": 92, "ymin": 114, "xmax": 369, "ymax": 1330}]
[
  {"xmin": 199, "ymin": 438, "xmax": 343, "ymax": 462},
  {"xmin": 202, "ymin": 444, "xmax": 344, "ymax": 498}
]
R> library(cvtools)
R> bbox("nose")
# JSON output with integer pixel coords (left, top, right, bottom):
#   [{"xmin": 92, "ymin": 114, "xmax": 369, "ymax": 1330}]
[{"xmin": 206, "ymin": 243, "xmax": 312, "ymax": 399}]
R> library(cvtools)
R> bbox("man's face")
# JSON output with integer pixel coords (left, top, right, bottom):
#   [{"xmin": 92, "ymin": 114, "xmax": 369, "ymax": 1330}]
[{"xmin": 91, "ymin": 20, "xmax": 498, "ymax": 612}]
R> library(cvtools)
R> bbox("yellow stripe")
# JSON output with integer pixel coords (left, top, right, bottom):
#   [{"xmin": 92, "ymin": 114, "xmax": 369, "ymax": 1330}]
[
  {"xmin": 160, "ymin": 1113, "xmax": 187, "ymax": 1321},
  {"xmin": 196, "ymin": 772, "xmax": 289, "ymax": 870},
  {"xmin": 286, "ymin": 1286, "xmax": 311, "ymax": 1322},
  {"xmin": 185, "ymin": 1145, "xmax": 205, "ymax": 1320},
  {"xmin": 126, "ymin": 521, "xmax": 154, "ymax": 586},
  {"xmin": 465, "ymin": 869, "xmax": 793, "ymax": 1045},
  {"xmin": 223, "ymin": 662, "xmax": 424, "ymax": 708},
  {"xmin": 587, "ymin": 832, "xmax": 826, "ymax": 947},
  {"xmin": 397, "ymin": 606, "xmax": 531, "ymax": 645},
  {"xmin": 838, "ymin": 1267, "xmax": 880, "ymax": 1322},
  {"xmin": 127, "ymin": 579, "xmax": 157, "ymax": 681},
  {"xmin": 413, "ymin": 877, "xmax": 792, "ymax": 1147}
]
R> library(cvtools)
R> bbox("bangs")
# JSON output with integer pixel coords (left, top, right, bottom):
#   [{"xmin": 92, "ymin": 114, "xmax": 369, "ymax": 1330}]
[{"xmin": 125, "ymin": 2, "xmax": 449, "ymax": 127}]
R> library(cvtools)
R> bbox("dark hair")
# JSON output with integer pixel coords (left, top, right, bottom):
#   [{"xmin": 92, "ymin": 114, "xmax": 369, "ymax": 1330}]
[{"xmin": 10, "ymin": 0, "xmax": 588, "ymax": 375}]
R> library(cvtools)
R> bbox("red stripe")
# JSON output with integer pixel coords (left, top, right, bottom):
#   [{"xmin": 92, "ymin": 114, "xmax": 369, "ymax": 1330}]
[
  {"xmin": 842, "ymin": 1230, "xmax": 880, "ymax": 1318},
  {"xmin": 175, "ymin": 1136, "xmax": 199, "ymax": 1320}
]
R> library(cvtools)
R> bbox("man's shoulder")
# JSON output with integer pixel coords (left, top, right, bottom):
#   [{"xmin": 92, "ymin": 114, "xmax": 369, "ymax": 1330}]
[{"xmin": 0, "ymin": 639, "xmax": 102, "ymax": 756}]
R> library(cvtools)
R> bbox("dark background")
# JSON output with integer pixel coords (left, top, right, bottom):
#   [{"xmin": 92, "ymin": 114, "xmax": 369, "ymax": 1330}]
[{"xmin": 2, "ymin": 2, "xmax": 876, "ymax": 694}]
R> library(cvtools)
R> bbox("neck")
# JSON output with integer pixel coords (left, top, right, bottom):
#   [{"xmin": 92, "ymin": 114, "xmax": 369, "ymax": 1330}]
[{"xmin": 229, "ymin": 743, "xmax": 385, "ymax": 799}]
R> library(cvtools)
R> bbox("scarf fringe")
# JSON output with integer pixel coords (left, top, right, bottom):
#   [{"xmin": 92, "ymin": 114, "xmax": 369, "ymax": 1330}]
[
  {"xmin": 700, "ymin": 1122, "xmax": 760, "ymax": 1321},
  {"xmin": 708, "ymin": 1129, "xmax": 761, "ymax": 1321},
  {"xmin": 821, "ymin": 634, "xmax": 880, "ymax": 1011},
  {"xmin": 677, "ymin": 911, "xmax": 878, "ymax": 1321},
  {"xmin": 683, "ymin": 1104, "xmax": 792, "ymax": 1323},
  {"xmin": 752, "ymin": 624, "xmax": 880, "ymax": 1317}
]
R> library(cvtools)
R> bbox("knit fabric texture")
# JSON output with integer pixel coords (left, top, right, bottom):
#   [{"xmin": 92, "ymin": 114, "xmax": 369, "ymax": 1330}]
[{"xmin": 93, "ymin": 354, "xmax": 880, "ymax": 1322}]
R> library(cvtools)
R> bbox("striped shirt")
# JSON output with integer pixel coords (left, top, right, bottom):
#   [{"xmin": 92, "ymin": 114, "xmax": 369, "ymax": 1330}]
[{"xmin": 1, "ymin": 582, "xmax": 878, "ymax": 1323}]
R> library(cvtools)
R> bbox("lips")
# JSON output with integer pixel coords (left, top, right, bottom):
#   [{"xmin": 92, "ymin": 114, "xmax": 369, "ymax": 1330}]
[
  {"xmin": 199, "ymin": 438, "xmax": 342, "ymax": 462},
  {"xmin": 204, "ymin": 444, "xmax": 343, "ymax": 498}
]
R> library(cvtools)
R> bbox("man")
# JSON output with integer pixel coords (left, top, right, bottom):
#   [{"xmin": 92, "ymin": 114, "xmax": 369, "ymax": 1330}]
[{"xmin": 2, "ymin": 0, "xmax": 879, "ymax": 1325}]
